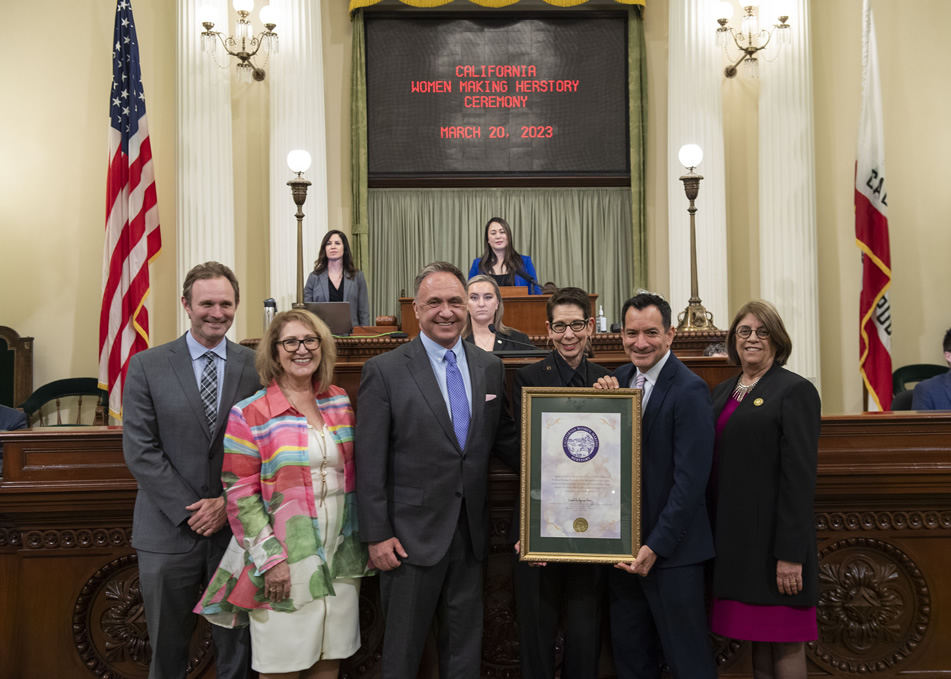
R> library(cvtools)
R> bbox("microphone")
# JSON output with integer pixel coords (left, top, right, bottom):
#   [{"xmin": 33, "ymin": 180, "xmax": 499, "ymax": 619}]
[
  {"xmin": 516, "ymin": 268, "xmax": 541, "ymax": 295},
  {"xmin": 488, "ymin": 324, "xmax": 540, "ymax": 351}
]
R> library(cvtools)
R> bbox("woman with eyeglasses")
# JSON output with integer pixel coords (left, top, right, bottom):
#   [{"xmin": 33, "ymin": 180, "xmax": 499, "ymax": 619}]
[
  {"xmin": 709, "ymin": 300, "xmax": 820, "ymax": 679},
  {"xmin": 196, "ymin": 309, "xmax": 371, "ymax": 679},
  {"xmin": 510, "ymin": 286, "xmax": 610, "ymax": 678},
  {"xmin": 463, "ymin": 274, "xmax": 534, "ymax": 352}
]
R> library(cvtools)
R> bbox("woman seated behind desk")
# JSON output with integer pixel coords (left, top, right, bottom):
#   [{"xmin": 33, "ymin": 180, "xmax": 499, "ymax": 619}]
[
  {"xmin": 468, "ymin": 217, "xmax": 541, "ymax": 294},
  {"xmin": 304, "ymin": 230, "xmax": 370, "ymax": 328},
  {"xmin": 464, "ymin": 274, "xmax": 534, "ymax": 353},
  {"xmin": 196, "ymin": 309, "xmax": 372, "ymax": 678}
]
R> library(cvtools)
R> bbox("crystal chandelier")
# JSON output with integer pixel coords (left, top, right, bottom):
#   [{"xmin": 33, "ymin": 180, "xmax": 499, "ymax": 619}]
[
  {"xmin": 715, "ymin": 0, "xmax": 790, "ymax": 79},
  {"xmin": 198, "ymin": 1, "xmax": 279, "ymax": 84}
]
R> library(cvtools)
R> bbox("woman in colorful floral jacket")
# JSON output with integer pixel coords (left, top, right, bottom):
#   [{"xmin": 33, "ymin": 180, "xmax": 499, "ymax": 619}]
[{"xmin": 196, "ymin": 309, "xmax": 371, "ymax": 678}]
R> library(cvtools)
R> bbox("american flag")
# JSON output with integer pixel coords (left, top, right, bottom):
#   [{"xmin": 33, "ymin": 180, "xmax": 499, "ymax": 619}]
[{"xmin": 98, "ymin": 0, "xmax": 162, "ymax": 421}]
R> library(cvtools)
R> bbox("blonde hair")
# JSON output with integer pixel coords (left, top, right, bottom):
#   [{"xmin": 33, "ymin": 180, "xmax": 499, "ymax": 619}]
[
  {"xmin": 463, "ymin": 274, "xmax": 512, "ymax": 338},
  {"xmin": 256, "ymin": 309, "xmax": 337, "ymax": 391}
]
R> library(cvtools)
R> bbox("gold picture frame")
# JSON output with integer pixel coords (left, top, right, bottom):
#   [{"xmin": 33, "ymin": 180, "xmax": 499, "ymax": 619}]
[{"xmin": 519, "ymin": 387, "xmax": 642, "ymax": 564}]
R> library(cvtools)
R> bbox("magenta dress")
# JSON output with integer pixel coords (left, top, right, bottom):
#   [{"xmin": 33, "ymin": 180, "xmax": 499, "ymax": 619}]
[{"xmin": 709, "ymin": 394, "xmax": 817, "ymax": 643}]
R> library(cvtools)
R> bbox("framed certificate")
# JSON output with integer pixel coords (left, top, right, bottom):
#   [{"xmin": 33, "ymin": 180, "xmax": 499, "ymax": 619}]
[{"xmin": 519, "ymin": 387, "xmax": 642, "ymax": 563}]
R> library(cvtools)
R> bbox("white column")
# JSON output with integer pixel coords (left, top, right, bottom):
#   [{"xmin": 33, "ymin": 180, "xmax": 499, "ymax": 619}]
[
  {"xmin": 176, "ymin": 0, "xmax": 236, "ymax": 335},
  {"xmin": 667, "ymin": 0, "xmax": 729, "ymax": 328},
  {"xmin": 758, "ymin": 0, "xmax": 821, "ymax": 386},
  {"xmin": 267, "ymin": 0, "xmax": 329, "ymax": 312}
]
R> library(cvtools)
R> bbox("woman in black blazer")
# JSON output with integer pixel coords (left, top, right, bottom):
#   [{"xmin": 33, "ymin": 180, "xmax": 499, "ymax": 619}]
[
  {"xmin": 710, "ymin": 300, "xmax": 820, "ymax": 679},
  {"xmin": 303, "ymin": 230, "xmax": 370, "ymax": 327},
  {"xmin": 463, "ymin": 274, "xmax": 533, "ymax": 352},
  {"xmin": 510, "ymin": 286, "xmax": 610, "ymax": 679}
]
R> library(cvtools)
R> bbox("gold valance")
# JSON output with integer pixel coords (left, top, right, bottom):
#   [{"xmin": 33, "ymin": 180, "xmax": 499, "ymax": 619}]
[{"xmin": 350, "ymin": 0, "xmax": 644, "ymax": 14}]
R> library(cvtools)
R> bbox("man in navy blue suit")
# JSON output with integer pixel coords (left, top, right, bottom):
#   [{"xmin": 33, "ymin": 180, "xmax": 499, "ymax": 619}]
[
  {"xmin": 596, "ymin": 292, "xmax": 716, "ymax": 679},
  {"xmin": 912, "ymin": 328, "xmax": 951, "ymax": 410},
  {"xmin": 0, "ymin": 404, "xmax": 28, "ymax": 474}
]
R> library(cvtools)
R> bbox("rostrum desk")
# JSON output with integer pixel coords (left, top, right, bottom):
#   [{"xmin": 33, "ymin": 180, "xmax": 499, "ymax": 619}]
[{"xmin": 2, "ymin": 335, "xmax": 951, "ymax": 678}]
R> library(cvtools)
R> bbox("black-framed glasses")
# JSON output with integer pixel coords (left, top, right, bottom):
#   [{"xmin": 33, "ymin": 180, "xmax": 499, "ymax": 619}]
[
  {"xmin": 550, "ymin": 319, "xmax": 589, "ymax": 334},
  {"xmin": 736, "ymin": 325, "xmax": 770, "ymax": 340},
  {"xmin": 276, "ymin": 337, "xmax": 321, "ymax": 352}
]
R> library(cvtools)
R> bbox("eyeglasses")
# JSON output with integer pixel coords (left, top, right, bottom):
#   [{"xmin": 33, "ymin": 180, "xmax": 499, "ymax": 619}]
[
  {"xmin": 550, "ymin": 319, "xmax": 589, "ymax": 334},
  {"xmin": 736, "ymin": 325, "xmax": 770, "ymax": 340},
  {"xmin": 276, "ymin": 336, "xmax": 321, "ymax": 352}
]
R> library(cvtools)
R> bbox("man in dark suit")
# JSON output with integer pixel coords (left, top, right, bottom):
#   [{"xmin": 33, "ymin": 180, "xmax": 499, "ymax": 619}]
[
  {"xmin": 596, "ymin": 292, "xmax": 717, "ymax": 679},
  {"xmin": 356, "ymin": 261, "xmax": 518, "ymax": 679},
  {"xmin": 123, "ymin": 262, "xmax": 260, "ymax": 679},
  {"xmin": 0, "ymin": 404, "xmax": 28, "ymax": 473},
  {"xmin": 912, "ymin": 327, "xmax": 951, "ymax": 409}
]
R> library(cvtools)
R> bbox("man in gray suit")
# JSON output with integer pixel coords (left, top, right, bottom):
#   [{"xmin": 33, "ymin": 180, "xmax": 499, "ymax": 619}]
[
  {"xmin": 356, "ymin": 261, "xmax": 518, "ymax": 678},
  {"xmin": 123, "ymin": 262, "xmax": 260, "ymax": 679}
]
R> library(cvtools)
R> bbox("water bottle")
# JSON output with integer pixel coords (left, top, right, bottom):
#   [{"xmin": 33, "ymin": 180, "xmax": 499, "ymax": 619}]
[
  {"xmin": 597, "ymin": 305, "xmax": 607, "ymax": 333},
  {"xmin": 263, "ymin": 298, "xmax": 277, "ymax": 332}
]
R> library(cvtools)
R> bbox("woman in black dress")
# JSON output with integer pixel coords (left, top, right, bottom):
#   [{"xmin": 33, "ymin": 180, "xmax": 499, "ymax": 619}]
[{"xmin": 511, "ymin": 286, "xmax": 609, "ymax": 679}]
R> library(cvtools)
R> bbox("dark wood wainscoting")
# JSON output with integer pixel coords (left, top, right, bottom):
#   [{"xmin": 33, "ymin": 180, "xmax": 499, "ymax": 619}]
[{"xmin": 2, "ymin": 358, "xmax": 950, "ymax": 677}]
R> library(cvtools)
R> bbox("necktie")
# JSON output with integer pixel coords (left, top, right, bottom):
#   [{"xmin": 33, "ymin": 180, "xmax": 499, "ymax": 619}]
[
  {"xmin": 200, "ymin": 351, "xmax": 218, "ymax": 433},
  {"xmin": 444, "ymin": 349, "xmax": 470, "ymax": 449},
  {"xmin": 635, "ymin": 372, "xmax": 647, "ymax": 412}
]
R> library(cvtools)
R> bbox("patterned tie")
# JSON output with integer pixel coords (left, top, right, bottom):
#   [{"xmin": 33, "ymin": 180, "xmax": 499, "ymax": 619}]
[
  {"xmin": 635, "ymin": 372, "xmax": 647, "ymax": 412},
  {"xmin": 444, "ymin": 349, "xmax": 470, "ymax": 449},
  {"xmin": 200, "ymin": 351, "xmax": 218, "ymax": 433}
]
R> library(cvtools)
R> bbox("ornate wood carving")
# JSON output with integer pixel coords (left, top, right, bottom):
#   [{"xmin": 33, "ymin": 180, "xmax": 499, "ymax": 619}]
[{"xmin": 810, "ymin": 538, "xmax": 930, "ymax": 674}]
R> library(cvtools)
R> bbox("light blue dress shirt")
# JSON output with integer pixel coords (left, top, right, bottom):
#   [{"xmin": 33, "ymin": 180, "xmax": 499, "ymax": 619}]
[{"xmin": 419, "ymin": 332, "xmax": 473, "ymax": 420}]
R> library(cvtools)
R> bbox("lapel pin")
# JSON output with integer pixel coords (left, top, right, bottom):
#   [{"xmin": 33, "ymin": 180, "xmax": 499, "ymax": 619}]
[{"xmin": 753, "ymin": 398, "xmax": 764, "ymax": 406}]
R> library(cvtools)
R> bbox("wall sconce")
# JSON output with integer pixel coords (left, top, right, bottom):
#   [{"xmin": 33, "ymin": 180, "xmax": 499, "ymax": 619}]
[
  {"xmin": 676, "ymin": 144, "xmax": 718, "ymax": 333},
  {"xmin": 715, "ymin": 0, "xmax": 790, "ymax": 78},
  {"xmin": 198, "ymin": 1, "xmax": 279, "ymax": 84},
  {"xmin": 287, "ymin": 150, "xmax": 312, "ymax": 308}
]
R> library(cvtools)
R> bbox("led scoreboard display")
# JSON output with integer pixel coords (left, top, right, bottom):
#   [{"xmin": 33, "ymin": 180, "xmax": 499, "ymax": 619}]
[{"xmin": 365, "ymin": 15, "xmax": 629, "ymax": 180}]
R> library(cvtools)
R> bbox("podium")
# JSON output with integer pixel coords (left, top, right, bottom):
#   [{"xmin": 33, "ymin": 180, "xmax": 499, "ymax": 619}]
[{"xmin": 398, "ymin": 290, "xmax": 598, "ymax": 337}]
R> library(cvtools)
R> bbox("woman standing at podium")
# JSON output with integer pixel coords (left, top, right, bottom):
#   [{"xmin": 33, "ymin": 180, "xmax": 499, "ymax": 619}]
[
  {"xmin": 468, "ymin": 217, "xmax": 542, "ymax": 294},
  {"xmin": 304, "ymin": 230, "xmax": 370, "ymax": 327},
  {"xmin": 463, "ymin": 274, "xmax": 533, "ymax": 352}
]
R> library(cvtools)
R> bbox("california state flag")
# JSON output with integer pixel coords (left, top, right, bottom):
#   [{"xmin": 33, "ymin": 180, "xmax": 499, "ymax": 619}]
[{"xmin": 855, "ymin": 0, "xmax": 891, "ymax": 411}]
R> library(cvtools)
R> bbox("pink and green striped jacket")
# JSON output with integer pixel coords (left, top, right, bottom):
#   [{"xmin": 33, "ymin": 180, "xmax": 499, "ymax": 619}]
[{"xmin": 195, "ymin": 381, "xmax": 371, "ymax": 626}]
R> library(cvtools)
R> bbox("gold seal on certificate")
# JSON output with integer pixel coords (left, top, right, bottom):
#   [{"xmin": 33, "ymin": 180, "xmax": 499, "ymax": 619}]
[{"xmin": 573, "ymin": 518, "xmax": 589, "ymax": 533}]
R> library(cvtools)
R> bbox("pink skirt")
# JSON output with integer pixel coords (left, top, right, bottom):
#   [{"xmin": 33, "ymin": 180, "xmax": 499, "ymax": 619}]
[{"xmin": 711, "ymin": 597, "xmax": 817, "ymax": 642}]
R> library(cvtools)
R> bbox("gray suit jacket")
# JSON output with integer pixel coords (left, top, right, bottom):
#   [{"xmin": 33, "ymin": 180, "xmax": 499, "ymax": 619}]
[
  {"xmin": 303, "ymin": 269, "xmax": 370, "ymax": 327},
  {"xmin": 355, "ymin": 336, "xmax": 518, "ymax": 567},
  {"xmin": 122, "ymin": 334, "xmax": 261, "ymax": 553}
]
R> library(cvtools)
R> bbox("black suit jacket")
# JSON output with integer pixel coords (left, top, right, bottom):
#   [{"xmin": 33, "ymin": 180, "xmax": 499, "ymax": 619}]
[
  {"xmin": 615, "ymin": 355, "xmax": 716, "ymax": 568},
  {"xmin": 355, "ymin": 336, "xmax": 519, "ymax": 567},
  {"xmin": 464, "ymin": 328, "xmax": 534, "ymax": 353},
  {"xmin": 710, "ymin": 363, "xmax": 820, "ymax": 605}
]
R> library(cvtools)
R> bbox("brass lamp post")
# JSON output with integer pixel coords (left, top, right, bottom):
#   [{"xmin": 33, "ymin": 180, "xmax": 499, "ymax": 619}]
[
  {"xmin": 676, "ymin": 144, "xmax": 717, "ymax": 332},
  {"xmin": 287, "ymin": 149, "xmax": 312, "ymax": 309}
]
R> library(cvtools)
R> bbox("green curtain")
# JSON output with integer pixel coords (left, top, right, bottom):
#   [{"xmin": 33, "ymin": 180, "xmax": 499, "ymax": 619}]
[
  {"xmin": 350, "ymin": 10, "xmax": 370, "ymax": 276},
  {"xmin": 628, "ymin": 7, "xmax": 648, "ymax": 290},
  {"xmin": 368, "ymin": 187, "xmax": 633, "ymax": 328}
]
